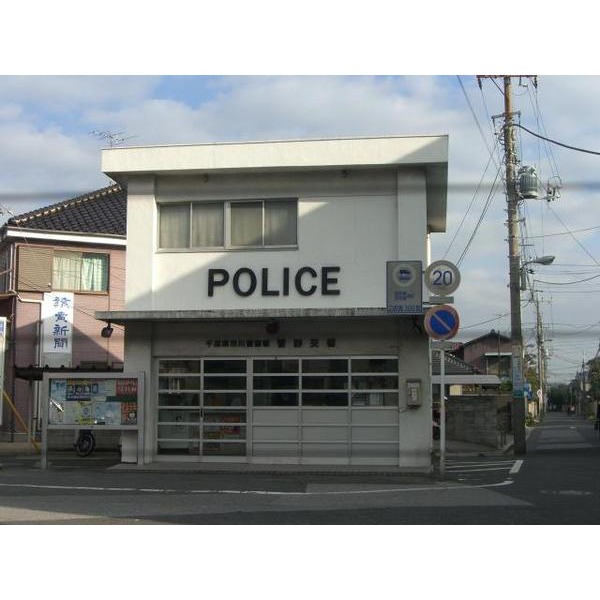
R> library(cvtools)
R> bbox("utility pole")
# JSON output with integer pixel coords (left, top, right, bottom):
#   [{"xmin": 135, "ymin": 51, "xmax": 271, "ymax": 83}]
[
  {"xmin": 478, "ymin": 75, "xmax": 537, "ymax": 454},
  {"xmin": 503, "ymin": 76, "xmax": 528, "ymax": 454},
  {"xmin": 534, "ymin": 292, "xmax": 546, "ymax": 419}
]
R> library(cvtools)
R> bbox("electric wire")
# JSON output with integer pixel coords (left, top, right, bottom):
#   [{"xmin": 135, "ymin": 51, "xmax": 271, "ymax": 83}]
[
  {"xmin": 455, "ymin": 165, "xmax": 502, "ymax": 267},
  {"xmin": 547, "ymin": 203, "xmax": 600, "ymax": 266},
  {"xmin": 534, "ymin": 272, "xmax": 600, "ymax": 285},
  {"xmin": 516, "ymin": 123, "xmax": 600, "ymax": 156},
  {"xmin": 445, "ymin": 76, "xmax": 503, "ymax": 261},
  {"xmin": 525, "ymin": 224, "xmax": 600, "ymax": 239},
  {"xmin": 457, "ymin": 76, "xmax": 500, "ymax": 169},
  {"xmin": 443, "ymin": 152, "xmax": 494, "ymax": 260}
]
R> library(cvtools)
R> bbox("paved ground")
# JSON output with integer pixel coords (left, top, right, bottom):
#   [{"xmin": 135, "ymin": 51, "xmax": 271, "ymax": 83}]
[{"xmin": 0, "ymin": 434, "xmax": 514, "ymax": 471}]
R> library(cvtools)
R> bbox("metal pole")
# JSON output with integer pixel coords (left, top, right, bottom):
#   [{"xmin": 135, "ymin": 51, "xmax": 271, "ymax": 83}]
[
  {"xmin": 440, "ymin": 348, "xmax": 446, "ymax": 477},
  {"xmin": 503, "ymin": 76, "xmax": 527, "ymax": 455},
  {"xmin": 535, "ymin": 293, "xmax": 545, "ymax": 420}
]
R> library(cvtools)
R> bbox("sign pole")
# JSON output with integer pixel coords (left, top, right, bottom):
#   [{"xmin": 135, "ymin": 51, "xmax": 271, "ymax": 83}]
[
  {"xmin": 439, "ymin": 348, "xmax": 446, "ymax": 478},
  {"xmin": 41, "ymin": 383, "xmax": 48, "ymax": 470}
]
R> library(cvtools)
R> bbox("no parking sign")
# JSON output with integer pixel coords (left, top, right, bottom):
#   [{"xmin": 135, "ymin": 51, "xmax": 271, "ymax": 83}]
[{"xmin": 424, "ymin": 304, "xmax": 460, "ymax": 340}]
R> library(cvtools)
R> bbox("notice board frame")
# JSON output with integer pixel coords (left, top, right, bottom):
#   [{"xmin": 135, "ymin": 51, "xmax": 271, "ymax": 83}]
[{"xmin": 41, "ymin": 371, "xmax": 145, "ymax": 469}]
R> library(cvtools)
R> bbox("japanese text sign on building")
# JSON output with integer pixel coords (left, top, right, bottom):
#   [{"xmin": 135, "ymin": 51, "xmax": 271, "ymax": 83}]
[
  {"xmin": 42, "ymin": 292, "xmax": 74, "ymax": 355},
  {"xmin": 386, "ymin": 261, "xmax": 423, "ymax": 315}
]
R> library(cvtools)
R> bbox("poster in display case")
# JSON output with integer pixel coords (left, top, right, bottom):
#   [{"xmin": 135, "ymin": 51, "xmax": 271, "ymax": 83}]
[
  {"xmin": 47, "ymin": 375, "xmax": 140, "ymax": 427},
  {"xmin": 42, "ymin": 372, "xmax": 144, "ymax": 469}
]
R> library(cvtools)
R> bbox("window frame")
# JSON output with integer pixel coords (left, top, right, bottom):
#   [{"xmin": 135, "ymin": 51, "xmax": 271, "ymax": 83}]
[
  {"xmin": 51, "ymin": 249, "xmax": 110, "ymax": 294},
  {"xmin": 15, "ymin": 244, "xmax": 110, "ymax": 294},
  {"xmin": 157, "ymin": 198, "xmax": 299, "ymax": 252}
]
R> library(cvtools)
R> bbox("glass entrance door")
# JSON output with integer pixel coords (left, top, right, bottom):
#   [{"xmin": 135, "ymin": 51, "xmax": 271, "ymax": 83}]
[
  {"xmin": 157, "ymin": 359, "xmax": 248, "ymax": 458},
  {"xmin": 202, "ymin": 360, "xmax": 247, "ymax": 457}
]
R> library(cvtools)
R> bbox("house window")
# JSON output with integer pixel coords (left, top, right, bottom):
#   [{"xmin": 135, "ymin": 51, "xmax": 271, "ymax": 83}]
[
  {"xmin": 16, "ymin": 246, "xmax": 109, "ymax": 293},
  {"xmin": 158, "ymin": 199, "xmax": 297, "ymax": 250},
  {"xmin": 0, "ymin": 248, "xmax": 10, "ymax": 292},
  {"xmin": 52, "ymin": 251, "xmax": 109, "ymax": 292}
]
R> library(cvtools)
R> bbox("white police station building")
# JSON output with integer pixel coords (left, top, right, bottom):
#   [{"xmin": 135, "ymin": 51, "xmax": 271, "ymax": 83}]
[{"xmin": 98, "ymin": 135, "xmax": 448, "ymax": 470}]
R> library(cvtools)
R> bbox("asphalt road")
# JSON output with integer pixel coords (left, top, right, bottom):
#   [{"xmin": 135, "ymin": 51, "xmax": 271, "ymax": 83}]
[{"xmin": 1, "ymin": 411, "xmax": 598, "ymax": 524}]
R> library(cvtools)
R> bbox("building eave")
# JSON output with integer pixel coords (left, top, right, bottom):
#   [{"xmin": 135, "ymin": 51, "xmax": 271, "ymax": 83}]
[
  {"xmin": 95, "ymin": 307, "xmax": 423, "ymax": 324},
  {"xmin": 2, "ymin": 227, "xmax": 126, "ymax": 247}
]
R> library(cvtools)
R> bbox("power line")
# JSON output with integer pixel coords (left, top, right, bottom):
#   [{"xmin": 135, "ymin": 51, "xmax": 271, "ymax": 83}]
[
  {"xmin": 455, "ymin": 165, "xmax": 502, "ymax": 267},
  {"xmin": 443, "ymin": 152, "xmax": 495, "ymax": 260},
  {"xmin": 547, "ymin": 203, "xmax": 600, "ymax": 266},
  {"xmin": 516, "ymin": 123, "xmax": 600, "ymax": 156},
  {"xmin": 534, "ymin": 273, "xmax": 600, "ymax": 285},
  {"xmin": 525, "ymin": 224, "xmax": 600, "ymax": 239}
]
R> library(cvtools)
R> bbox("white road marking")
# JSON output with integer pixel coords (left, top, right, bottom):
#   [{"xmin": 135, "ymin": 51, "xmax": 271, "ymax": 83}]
[
  {"xmin": 0, "ymin": 479, "xmax": 514, "ymax": 496},
  {"xmin": 445, "ymin": 466, "xmax": 514, "ymax": 472},
  {"xmin": 509, "ymin": 459, "xmax": 523, "ymax": 475},
  {"xmin": 446, "ymin": 461, "xmax": 514, "ymax": 468}
]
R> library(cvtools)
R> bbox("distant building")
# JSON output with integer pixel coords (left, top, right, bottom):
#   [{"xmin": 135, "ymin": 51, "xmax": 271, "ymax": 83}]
[
  {"xmin": 0, "ymin": 185, "xmax": 126, "ymax": 441},
  {"xmin": 451, "ymin": 330, "xmax": 512, "ymax": 380},
  {"xmin": 431, "ymin": 350, "xmax": 501, "ymax": 400}
]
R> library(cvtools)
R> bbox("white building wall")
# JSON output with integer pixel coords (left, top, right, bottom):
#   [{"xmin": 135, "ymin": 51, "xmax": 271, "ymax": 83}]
[{"xmin": 124, "ymin": 169, "xmax": 428, "ymax": 312}]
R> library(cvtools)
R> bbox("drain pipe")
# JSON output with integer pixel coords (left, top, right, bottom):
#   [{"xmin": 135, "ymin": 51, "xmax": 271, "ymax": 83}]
[{"xmin": 15, "ymin": 293, "xmax": 43, "ymax": 437}]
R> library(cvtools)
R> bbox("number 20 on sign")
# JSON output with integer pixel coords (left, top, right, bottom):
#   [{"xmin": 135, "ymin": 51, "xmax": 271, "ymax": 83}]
[{"xmin": 424, "ymin": 260, "xmax": 461, "ymax": 296}]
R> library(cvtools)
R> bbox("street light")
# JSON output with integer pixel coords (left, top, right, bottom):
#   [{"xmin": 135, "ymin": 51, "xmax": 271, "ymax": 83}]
[
  {"xmin": 520, "ymin": 255, "xmax": 555, "ymax": 423},
  {"xmin": 520, "ymin": 255, "xmax": 555, "ymax": 290}
]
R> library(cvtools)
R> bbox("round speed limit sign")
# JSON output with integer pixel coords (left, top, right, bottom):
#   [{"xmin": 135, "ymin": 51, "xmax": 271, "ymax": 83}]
[{"xmin": 424, "ymin": 260, "xmax": 461, "ymax": 296}]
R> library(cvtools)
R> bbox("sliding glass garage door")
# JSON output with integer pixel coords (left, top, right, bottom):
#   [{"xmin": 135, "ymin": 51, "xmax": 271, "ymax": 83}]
[
  {"xmin": 156, "ymin": 357, "xmax": 400, "ymax": 463},
  {"xmin": 157, "ymin": 359, "xmax": 247, "ymax": 458}
]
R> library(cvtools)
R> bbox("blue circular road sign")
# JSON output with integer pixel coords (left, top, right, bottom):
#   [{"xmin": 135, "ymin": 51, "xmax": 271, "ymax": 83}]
[{"xmin": 424, "ymin": 304, "xmax": 460, "ymax": 340}]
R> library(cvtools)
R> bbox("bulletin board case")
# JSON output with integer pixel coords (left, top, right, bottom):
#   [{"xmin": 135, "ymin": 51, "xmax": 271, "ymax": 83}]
[{"xmin": 41, "ymin": 372, "xmax": 144, "ymax": 468}]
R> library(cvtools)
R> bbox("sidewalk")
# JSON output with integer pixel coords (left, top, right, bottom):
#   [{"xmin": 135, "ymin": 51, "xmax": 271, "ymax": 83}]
[{"xmin": 0, "ymin": 436, "xmax": 515, "ymax": 473}]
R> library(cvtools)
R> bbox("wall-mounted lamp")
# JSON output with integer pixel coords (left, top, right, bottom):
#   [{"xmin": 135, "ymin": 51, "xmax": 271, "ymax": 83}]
[
  {"xmin": 101, "ymin": 323, "xmax": 114, "ymax": 338},
  {"xmin": 265, "ymin": 320, "xmax": 279, "ymax": 335}
]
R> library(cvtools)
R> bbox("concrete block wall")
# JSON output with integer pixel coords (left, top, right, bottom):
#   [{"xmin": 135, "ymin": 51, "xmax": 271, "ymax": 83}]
[{"xmin": 446, "ymin": 395, "xmax": 498, "ymax": 447}]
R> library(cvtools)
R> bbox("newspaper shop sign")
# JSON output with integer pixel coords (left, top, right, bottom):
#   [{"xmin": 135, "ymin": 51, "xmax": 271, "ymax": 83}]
[{"xmin": 42, "ymin": 292, "xmax": 74, "ymax": 355}]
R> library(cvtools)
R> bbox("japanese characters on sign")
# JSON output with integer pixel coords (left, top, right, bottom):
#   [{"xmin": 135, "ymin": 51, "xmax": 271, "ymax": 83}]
[
  {"xmin": 42, "ymin": 292, "xmax": 74, "ymax": 355},
  {"xmin": 386, "ymin": 261, "xmax": 423, "ymax": 315},
  {"xmin": 206, "ymin": 338, "xmax": 337, "ymax": 349}
]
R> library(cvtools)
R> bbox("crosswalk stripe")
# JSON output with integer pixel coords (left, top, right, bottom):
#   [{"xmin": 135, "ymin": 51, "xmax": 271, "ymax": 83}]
[
  {"xmin": 509, "ymin": 459, "xmax": 523, "ymax": 474},
  {"xmin": 446, "ymin": 461, "xmax": 515, "ymax": 468},
  {"xmin": 445, "ymin": 466, "xmax": 515, "ymax": 472}
]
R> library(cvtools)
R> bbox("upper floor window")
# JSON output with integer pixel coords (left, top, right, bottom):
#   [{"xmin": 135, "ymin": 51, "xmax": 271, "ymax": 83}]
[
  {"xmin": 53, "ymin": 251, "xmax": 109, "ymax": 292},
  {"xmin": 16, "ymin": 246, "xmax": 109, "ymax": 293},
  {"xmin": 158, "ymin": 199, "xmax": 298, "ymax": 250}
]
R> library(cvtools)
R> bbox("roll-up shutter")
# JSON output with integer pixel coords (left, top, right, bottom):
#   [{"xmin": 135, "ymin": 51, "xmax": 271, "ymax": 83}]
[{"xmin": 17, "ymin": 246, "xmax": 52, "ymax": 291}]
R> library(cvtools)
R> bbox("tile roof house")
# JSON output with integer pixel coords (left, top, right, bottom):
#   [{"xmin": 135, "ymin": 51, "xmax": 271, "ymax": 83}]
[
  {"xmin": 431, "ymin": 349, "xmax": 501, "ymax": 396},
  {"xmin": 0, "ymin": 184, "xmax": 127, "ymax": 442},
  {"xmin": 450, "ymin": 329, "xmax": 512, "ymax": 380},
  {"xmin": 4, "ymin": 184, "xmax": 127, "ymax": 235}
]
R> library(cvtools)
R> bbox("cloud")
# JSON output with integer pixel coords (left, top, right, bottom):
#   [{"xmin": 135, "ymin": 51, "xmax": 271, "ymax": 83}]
[
  {"xmin": 0, "ymin": 74, "xmax": 599, "ymax": 381},
  {"xmin": 0, "ymin": 76, "xmax": 160, "ymax": 112}
]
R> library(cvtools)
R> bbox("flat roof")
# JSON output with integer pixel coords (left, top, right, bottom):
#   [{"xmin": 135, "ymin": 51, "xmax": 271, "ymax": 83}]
[
  {"xmin": 102, "ymin": 135, "xmax": 449, "ymax": 232},
  {"xmin": 102, "ymin": 135, "xmax": 448, "ymax": 174}
]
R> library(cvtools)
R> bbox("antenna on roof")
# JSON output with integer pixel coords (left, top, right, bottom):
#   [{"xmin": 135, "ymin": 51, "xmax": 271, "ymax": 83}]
[{"xmin": 90, "ymin": 130, "xmax": 137, "ymax": 147}]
